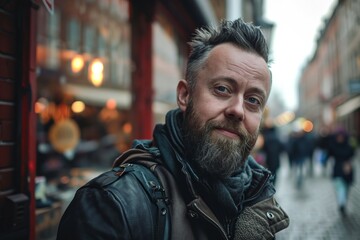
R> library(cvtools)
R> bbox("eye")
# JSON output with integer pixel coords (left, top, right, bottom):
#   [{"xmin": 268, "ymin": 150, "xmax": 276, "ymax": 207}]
[
  {"xmin": 247, "ymin": 96, "xmax": 261, "ymax": 105},
  {"xmin": 214, "ymin": 85, "xmax": 230, "ymax": 95},
  {"xmin": 246, "ymin": 96, "xmax": 264, "ymax": 109},
  {"xmin": 246, "ymin": 97, "xmax": 263, "ymax": 112}
]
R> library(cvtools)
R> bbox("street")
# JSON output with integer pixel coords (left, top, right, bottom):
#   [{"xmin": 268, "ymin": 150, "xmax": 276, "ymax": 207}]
[{"xmin": 274, "ymin": 149, "xmax": 360, "ymax": 240}]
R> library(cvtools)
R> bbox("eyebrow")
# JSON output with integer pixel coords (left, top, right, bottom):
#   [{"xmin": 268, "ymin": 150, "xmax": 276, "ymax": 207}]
[
  {"xmin": 209, "ymin": 77, "xmax": 267, "ymax": 98},
  {"xmin": 208, "ymin": 76, "xmax": 237, "ymax": 87},
  {"xmin": 247, "ymin": 87, "xmax": 267, "ymax": 101}
]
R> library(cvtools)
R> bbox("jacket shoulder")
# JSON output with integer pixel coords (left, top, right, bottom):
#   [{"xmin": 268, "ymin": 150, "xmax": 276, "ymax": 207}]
[
  {"xmin": 57, "ymin": 166, "xmax": 158, "ymax": 240},
  {"xmin": 235, "ymin": 196, "xmax": 289, "ymax": 239}
]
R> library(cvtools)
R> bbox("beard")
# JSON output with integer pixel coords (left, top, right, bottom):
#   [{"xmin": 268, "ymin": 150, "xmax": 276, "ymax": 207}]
[{"xmin": 182, "ymin": 100, "xmax": 259, "ymax": 179}]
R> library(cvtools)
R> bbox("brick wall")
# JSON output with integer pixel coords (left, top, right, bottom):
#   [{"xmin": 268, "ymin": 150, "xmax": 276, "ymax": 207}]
[
  {"xmin": 0, "ymin": 1, "xmax": 31, "ymax": 239},
  {"xmin": 0, "ymin": 0, "xmax": 18, "ymax": 209}
]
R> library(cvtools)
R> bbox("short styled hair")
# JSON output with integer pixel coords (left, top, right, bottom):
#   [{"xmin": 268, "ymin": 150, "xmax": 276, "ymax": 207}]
[{"xmin": 186, "ymin": 18, "xmax": 270, "ymax": 91}]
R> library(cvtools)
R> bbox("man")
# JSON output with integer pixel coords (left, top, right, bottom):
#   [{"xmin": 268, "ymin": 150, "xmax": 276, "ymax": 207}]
[{"xmin": 57, "ymin": 18, "xmax": 289, "ymax": 240}]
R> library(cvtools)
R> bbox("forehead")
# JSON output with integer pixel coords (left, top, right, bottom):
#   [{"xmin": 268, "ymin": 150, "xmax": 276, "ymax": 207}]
[{"xmin": 200, "ymin": 43, "xmax": 271, "ymax": 92}]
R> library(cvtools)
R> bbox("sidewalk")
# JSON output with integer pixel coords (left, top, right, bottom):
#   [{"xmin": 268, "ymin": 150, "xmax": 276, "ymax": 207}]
[{"xmin": 274, "ymin": 149, "xmax": 360, "ymax": 240}]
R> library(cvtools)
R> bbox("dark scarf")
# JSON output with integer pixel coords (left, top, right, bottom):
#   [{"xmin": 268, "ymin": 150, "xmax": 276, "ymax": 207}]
[{"xmin": 153, "ymin": 109, "xmax": 253, "ymax": 219}]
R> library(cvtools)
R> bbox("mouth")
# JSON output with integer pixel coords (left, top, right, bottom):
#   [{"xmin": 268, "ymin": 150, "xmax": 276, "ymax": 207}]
[{"xmin": 213, "ymin": 127, "xmax": 240, "ymax": 139}]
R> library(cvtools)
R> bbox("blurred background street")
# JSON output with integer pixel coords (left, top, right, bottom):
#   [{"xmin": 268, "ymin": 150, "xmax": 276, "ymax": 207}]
[{"xmin": 274, "ymin": 149, "xmax": 360, "ymax": 240}]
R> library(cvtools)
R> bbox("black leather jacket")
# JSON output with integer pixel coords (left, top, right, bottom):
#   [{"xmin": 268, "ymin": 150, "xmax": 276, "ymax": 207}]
[
  {"xmin": 57, "ymin": 151, "xmax": 289, "ymax": 240},
  {"xmin": 57, "ymin": 109, "xmax": 289, "ymax": 239}
]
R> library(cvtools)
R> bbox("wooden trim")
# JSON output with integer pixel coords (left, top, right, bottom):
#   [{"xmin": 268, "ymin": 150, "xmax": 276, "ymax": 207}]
[{"xmin": 130, "ymin": 0, "xmax": 155, "ymax": 139}]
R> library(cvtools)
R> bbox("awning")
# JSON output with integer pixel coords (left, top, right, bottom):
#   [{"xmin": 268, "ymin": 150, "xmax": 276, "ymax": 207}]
[
  {"xmin": 64, "ymin": 83, "xmax": 177, "ymax": 115},
  {"xmin": 64, "ymin": 84, "xmax": 131, "ymax": 109},
  {"xmin": 336, "ymin": 95, "xmax": 360, "ymax": 117}
]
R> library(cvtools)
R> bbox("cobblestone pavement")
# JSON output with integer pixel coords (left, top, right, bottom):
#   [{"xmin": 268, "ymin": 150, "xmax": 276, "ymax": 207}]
[{"xmin": 274, "ymin": 149, "xmax": 360, "ymax": 240}]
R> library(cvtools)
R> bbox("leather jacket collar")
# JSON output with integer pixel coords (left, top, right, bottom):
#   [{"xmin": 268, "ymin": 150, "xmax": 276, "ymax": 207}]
[{"xmin": 135, "ymin": 109, "xmax": 274, "ymax": 214}]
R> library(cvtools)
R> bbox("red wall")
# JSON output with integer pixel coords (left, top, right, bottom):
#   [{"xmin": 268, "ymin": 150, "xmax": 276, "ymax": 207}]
[{"xmin": 0, "ymin": 1, "xmax": 37, "ymax": 239}]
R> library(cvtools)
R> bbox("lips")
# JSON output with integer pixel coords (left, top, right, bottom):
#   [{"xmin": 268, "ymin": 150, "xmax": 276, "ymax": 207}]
[{"xmin": 214, "ymin": 127, "xmax": 241, "ymax": 139}]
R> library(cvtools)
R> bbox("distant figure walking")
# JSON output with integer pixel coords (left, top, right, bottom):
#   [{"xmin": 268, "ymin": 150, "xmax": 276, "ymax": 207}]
[
  {"xmin": 287, "ymin": 129, "xmax": 314, "ymax": 189},
  {"xmin": 316, "ymin": 126, "xmax": 332, "ymax": 174},
  {"xmin": 327, "ymin": 128, "xmax": 355, "ymax": 216},
  {"xmin": 261, "ymin": 122, "xmax": 285, "ymax": 185}
]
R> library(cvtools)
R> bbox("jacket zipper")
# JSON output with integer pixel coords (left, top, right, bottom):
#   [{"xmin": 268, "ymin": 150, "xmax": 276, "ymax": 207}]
[
  {"xmin": 243, "ymin": 172, "xmax": 271, "ymax": 205},
  {"xmin": 192, "ymin": 202, "xmax": 228, "ymax": 240},
  {"xmin": 225, "ymin": 217, "xmax": 233, "ymax": 239}
]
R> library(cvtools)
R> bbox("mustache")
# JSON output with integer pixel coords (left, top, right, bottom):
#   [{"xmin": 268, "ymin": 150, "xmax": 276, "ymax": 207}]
[
  {"xmin": 206, "ymin": 120, "xmax": 250, "ymax": 139},
  {"xmin": 206, "ymin": 120, "xmax": 259, "ymax": 154}
]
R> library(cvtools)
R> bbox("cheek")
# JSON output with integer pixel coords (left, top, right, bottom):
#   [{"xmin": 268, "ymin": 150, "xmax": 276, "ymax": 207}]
[
  {"xmin": 193, "ymin": 104, "xmax": 210, "ymax": 126},
  {"xmin": 244, "ymin": 113, "xmax": 262, "ymax": 134},
  {"xmin": 196, "ymin": 101, "xmax": 225, "ymax": 126},
  {"xmin": 191, "ymin": 93, "xmax": 220, "ymax": 120}
]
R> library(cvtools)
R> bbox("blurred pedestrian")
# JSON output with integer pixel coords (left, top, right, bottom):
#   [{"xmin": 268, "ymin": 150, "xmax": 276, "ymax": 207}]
[
  {"xmin": 327, "ymin": 128, "xmax": 355, "ymax": 216},
  {"xmin": 315, "ymin": 126, "xmax": 332, "ymax": 174},
  {"xmin": 261, "ymin": 119, "xmax": 285, "ymax": 185},
  {"xmin": 287, "ymin": 129, "xmax": 314, "ymax": 189}
]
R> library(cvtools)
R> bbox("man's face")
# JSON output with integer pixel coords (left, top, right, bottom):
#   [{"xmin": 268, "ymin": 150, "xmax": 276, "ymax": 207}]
[{"xmin": 177, "ymin": 43, "xmax": 271, "ymax": 178}]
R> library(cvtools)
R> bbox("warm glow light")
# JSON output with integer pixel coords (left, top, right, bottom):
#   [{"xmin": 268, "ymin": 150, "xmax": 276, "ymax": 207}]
[
  {"xmin": 92, "ymin": 61, "xmax": 104, "ymax": 72},
  {"xmin": 302, "ymin": 120, "xmax": 314, "ymax": 132},
  {"xmin": 123, "ymin": 122, "xmax": 132, "ymax": 134},
  {"xmin": 89, "ymin": 59, "xmax": 104, "ymax": 87},
  {"xmin": 34, "ymin": 98, "xmax": 48, "ymax": 114},
  {"xmin": 274, "ymin": 111, "xmax": 295, "ymax": 126},
  {"xmin": 71, "ymin": 101, "xmax": 85, "ymax": 113},
  {"xmin": 71, "ymin": 55, "xmax": 85, "ymax": 73},
  {"xmin": 106, "ymin": 99, "xmax": 117, "ymax": 110},
  {"xmin": 35, "ymin": 102, "xmax": 46, "ymax": 114}
]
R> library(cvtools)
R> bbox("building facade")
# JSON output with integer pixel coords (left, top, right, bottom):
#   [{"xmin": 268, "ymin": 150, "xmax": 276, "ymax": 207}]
[
  {"xmin": 298, "ymin": 0, "xmax": 360, "ymax": 139},
  {"xmin": 0, "ymin": 1, "xmax": 219, "ymax": 239},
  {"xmin": 0, "ymin": 1, "xmax": 37, "ymax": 239}
]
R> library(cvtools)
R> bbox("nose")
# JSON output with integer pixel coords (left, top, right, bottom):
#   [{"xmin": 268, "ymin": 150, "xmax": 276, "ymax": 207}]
[{"xmin": 224, "ymin": 97, "xmax": 245, "ymax": 121}]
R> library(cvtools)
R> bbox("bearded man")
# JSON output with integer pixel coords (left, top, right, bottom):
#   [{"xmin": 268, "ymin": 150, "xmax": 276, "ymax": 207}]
[{"xmin": 57, "ymin": 18, "xmax": 289, "ymax": 240}]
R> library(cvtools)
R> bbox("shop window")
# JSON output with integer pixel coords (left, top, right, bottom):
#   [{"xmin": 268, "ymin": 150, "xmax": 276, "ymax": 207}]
[
  {"xmin": 34, "ymin": 1, "xmax": 131, "ymax": 238},
  {"xmin": 67, "ymin": 18, "xmax": 80, "ymax": 51},
  {"xmin": 36, "ymin": 1, "xmax": 131, "ymax": 173},
  {"xmin": 109, "ymin": 23, "xmax": 131, "ymax": 88},
  {"xmin": 152, "ymin": 15, "xmax": 187, "ymax": 123},
  {"xmin": 84, "ymin": 26, "xmax": 96, "ymax": 54}
]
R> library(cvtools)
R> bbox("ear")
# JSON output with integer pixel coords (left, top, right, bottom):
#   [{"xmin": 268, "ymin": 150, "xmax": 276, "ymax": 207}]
[{"xmin": 177, "ymin": 79, "xmax": 189, "ymax": 112}]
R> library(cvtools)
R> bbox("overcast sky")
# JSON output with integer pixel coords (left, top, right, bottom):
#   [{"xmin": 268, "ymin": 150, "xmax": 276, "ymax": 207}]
[{"xmin": 264, "ymin": 0, "xmax": 337, "ymax": 111}]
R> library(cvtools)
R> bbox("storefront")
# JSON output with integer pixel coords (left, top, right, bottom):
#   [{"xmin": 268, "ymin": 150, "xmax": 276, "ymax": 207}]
[
  {"xmin": 0, "ymin": 0, "xmax": 219, "ymax": 239},
  {"xmin": 0, "ymin": 1, "xmax": 217, "ymax": 239},
  {"xmin": 35, "ymin": 0, "xmax": 134, "ymax": 188},
  {"xmin": 0, "ymin": 1, "xmax": 38, "ymax": 239}
]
